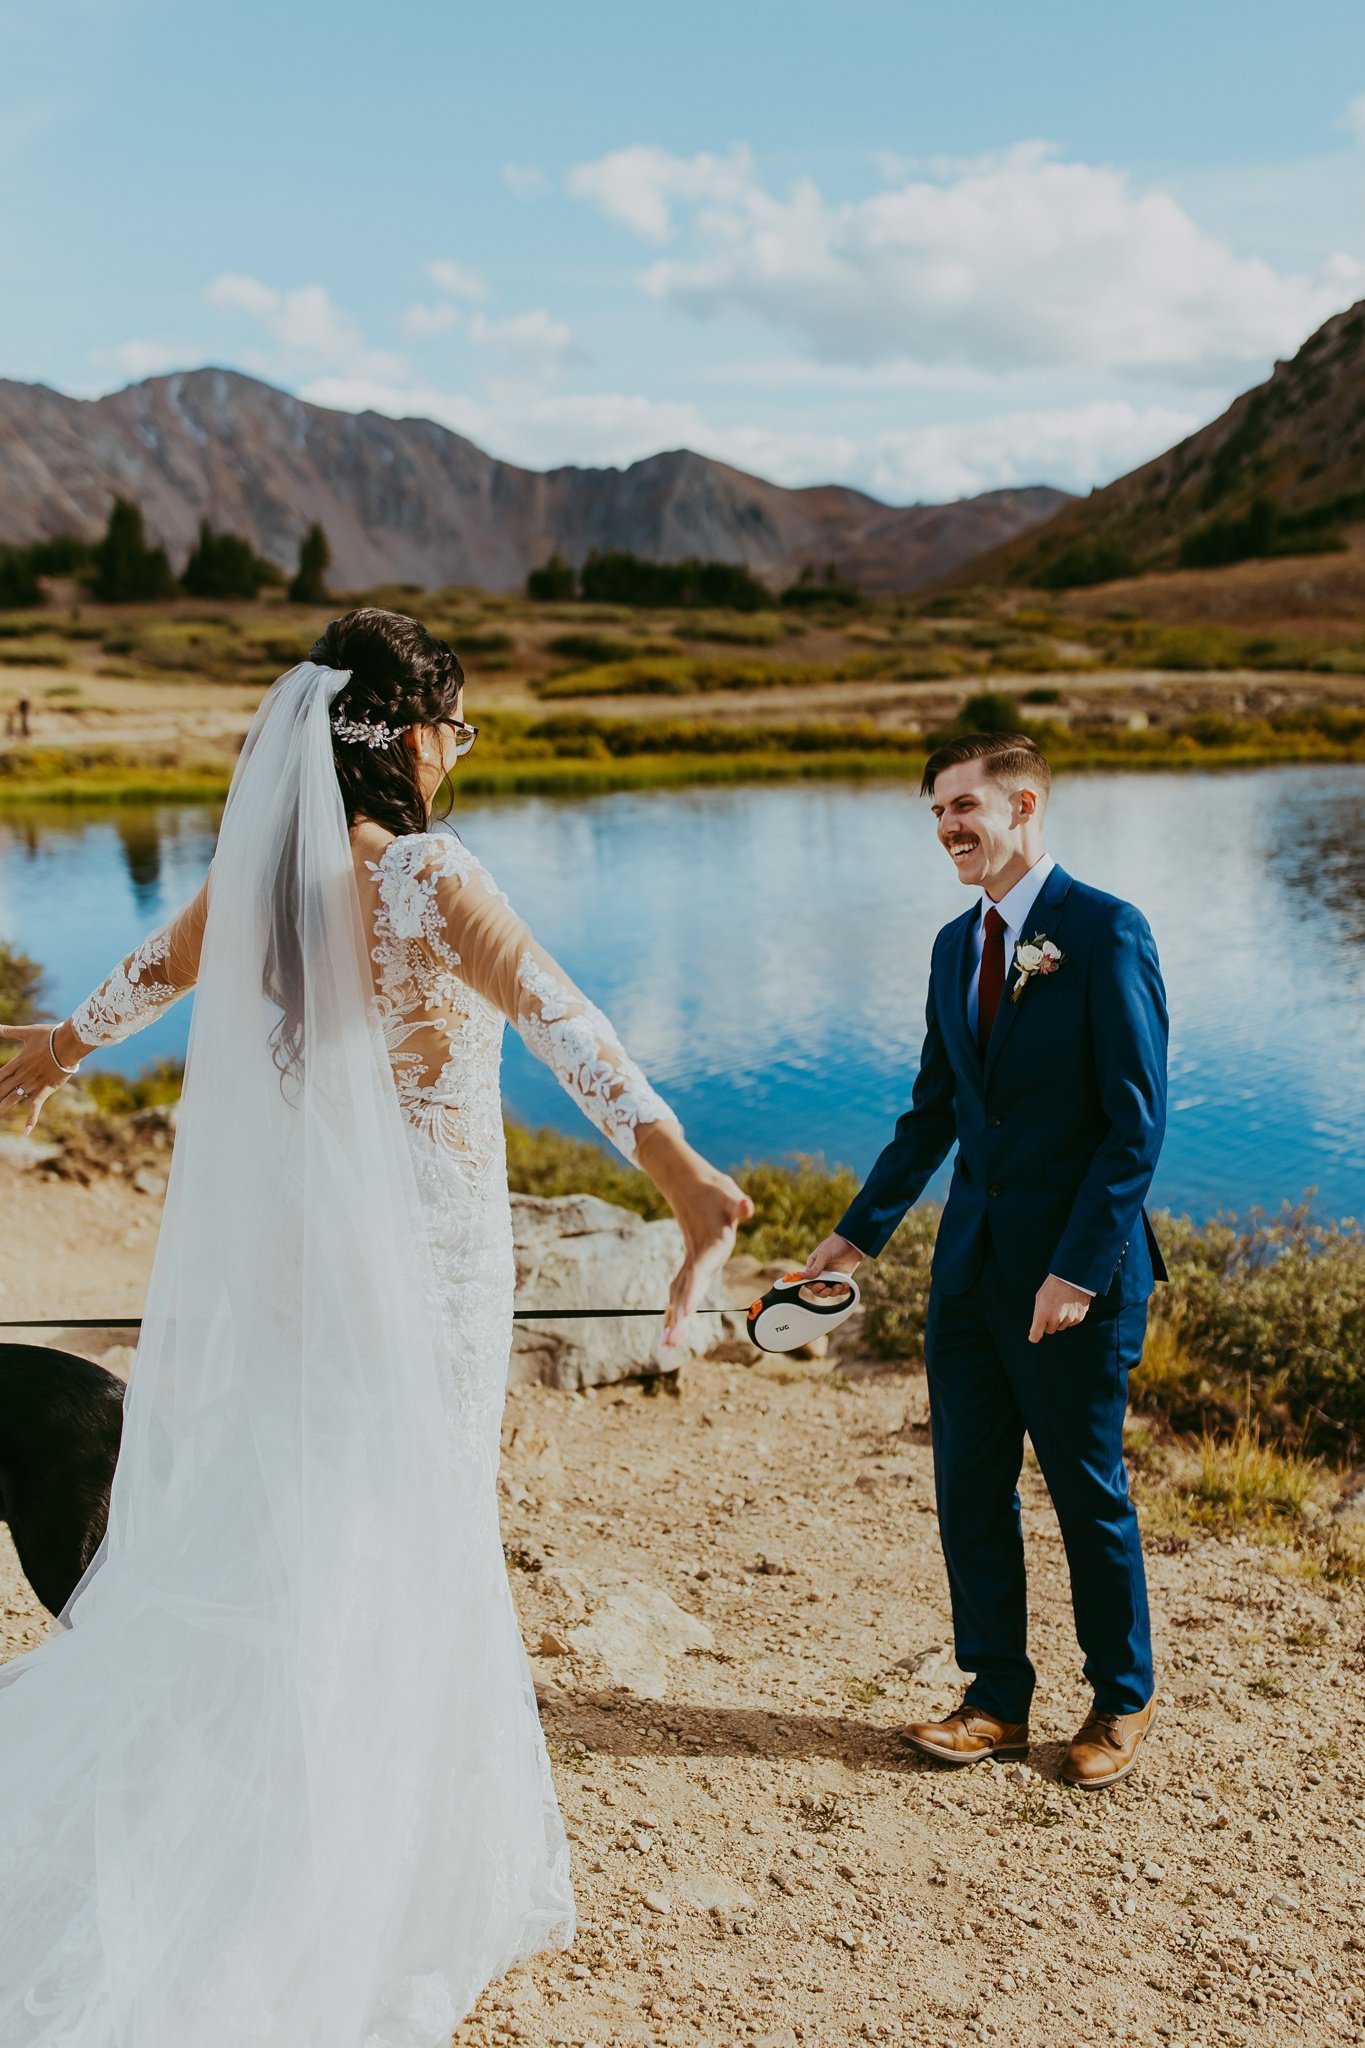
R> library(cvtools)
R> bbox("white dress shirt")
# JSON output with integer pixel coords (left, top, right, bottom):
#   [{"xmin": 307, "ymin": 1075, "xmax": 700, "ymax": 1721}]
[{"xmin": 965, "ymin": 852, "xmax": 1055, "ymax": 1038}]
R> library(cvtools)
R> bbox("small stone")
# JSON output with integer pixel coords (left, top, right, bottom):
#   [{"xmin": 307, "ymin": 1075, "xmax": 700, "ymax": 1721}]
[
  {"xmin": 1268, "ymin": 1891, "xmax": 1298, "ymax": 1914},
  {"xmin": 537, "ymin": 1629, "xmax": 570, "ymax": 1658},
  {"xmin": 837, "ymin": 1929, "xmax": 859, "ymax": 1950},
  {"xmin": 1190, "ymin": 1783, "xmax": 1214, "ymax": 1800},
  {"xmin": 642, "ymin": 1890, "xmax": 671, "ymax": 1915},
  {"xmin": 1119, "ymin": 1862, "xmax": 1138, "ymax": 1881},
  {"xmin": 1143, "ymin": 1861, "xmax": 1165, "ymax": 1882}
]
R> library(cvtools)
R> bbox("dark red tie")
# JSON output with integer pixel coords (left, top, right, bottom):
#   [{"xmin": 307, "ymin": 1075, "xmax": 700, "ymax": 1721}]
[{"xmin": 977, "ymin": 906, "xmax": 1007, "ymax": 1054}]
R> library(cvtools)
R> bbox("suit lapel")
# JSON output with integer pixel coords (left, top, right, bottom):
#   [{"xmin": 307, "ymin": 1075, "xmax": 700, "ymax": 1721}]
[
  {"xmin": 983, "ymin": 862, "xmax": 1075, "ymax": 1084},
  {"xmin": 939, "ymin": 904, "xmax": 982, "ymax": 1085}
]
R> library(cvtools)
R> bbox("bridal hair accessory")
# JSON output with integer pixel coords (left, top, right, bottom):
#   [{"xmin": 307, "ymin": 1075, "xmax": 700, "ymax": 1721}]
[
  {"xmin": 1010, "ymin": 932, "xmax": 1064, "ymax": 1004},
  {"xmin": 330, "ymin": 711, "xmax": 402, "ymax": 749}
]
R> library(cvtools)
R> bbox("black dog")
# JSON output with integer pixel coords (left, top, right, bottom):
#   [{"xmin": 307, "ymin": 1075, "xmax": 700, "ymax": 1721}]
[{"xmin": 0, "ymin": 1344, "xmax": 126, "ymax": 1615}]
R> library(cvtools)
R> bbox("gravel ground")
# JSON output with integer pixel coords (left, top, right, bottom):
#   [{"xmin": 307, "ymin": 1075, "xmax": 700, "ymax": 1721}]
[{"xmin": 3, "ymin": 1172, "xmax": 1362, "ymax": 2046}]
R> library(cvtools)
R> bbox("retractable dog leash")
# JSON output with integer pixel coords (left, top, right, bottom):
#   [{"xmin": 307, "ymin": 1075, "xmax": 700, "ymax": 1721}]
[
  {"xmin": 1, "ymin": 1278, "xmax": 862, "ymax": 1353},
  {"xmin": 743, "ymin": 1272, "xmax": 860, "ymax": 1353}
]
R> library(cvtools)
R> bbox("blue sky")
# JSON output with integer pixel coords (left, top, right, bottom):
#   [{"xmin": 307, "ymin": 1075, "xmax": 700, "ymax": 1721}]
[{"xmin": 4, "ymin": 0, "xmax": 1365, "ymax": 501}]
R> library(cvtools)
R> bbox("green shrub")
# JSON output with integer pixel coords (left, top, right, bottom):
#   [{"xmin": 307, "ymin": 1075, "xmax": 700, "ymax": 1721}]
[
  {"xmin": 504, "ymin": 1119, "xmax": 669, "ymax": 1219},
  {"xmin": 83, "ymin": 1058, "xmax": 185, "ymax": 1114},
  {"xmin": 0, "ymin": 940, "xmax": 45, "ymax": 1025},
  {"xmin": 858, "ymin": 1206, "xmax": 939, "ymax": 1360},
  {"xmin": 1033, "ymin": 540, "xmax": 1137, "ymax": 589},
  {"xmin": 728, "ymin": 1156, "xmax": 861, "ymax": 1263},
  {"xmin": 1148, "ymin": 1205, "xmax": 1365, "ymax": 1452},
  {"xmin": 780, "ymin": 563, "xmax": 863, "ymax": 609},
  {"xmin": 547, "ymin": 631, "xmax": 642, "ymax": 663},
  {"xmin": 456, "ymin": 627, "xmax": 514, "ymax": 653},
  {"xmin": 673, "ymin": 611, "xmax": 788, "ymax": 646}
]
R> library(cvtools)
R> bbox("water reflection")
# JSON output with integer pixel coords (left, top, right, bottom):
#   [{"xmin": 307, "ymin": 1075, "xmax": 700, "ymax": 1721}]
[
  {"xmin": 114, "ymin": 815, "xmax": 165, "ymax": 910},
  {"xmin": 2, "ymin": 769, "xmax": 1363, "ymax": 1221},
  {"xmin": 1267, "ymin": 778, "xmax": 1365, "ymax": 954}
]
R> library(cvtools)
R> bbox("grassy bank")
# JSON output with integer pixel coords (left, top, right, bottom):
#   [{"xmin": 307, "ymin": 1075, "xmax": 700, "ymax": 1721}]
[{"xmin": 3, "ymin": 720, "xmax": 1364, "ymax": 807}]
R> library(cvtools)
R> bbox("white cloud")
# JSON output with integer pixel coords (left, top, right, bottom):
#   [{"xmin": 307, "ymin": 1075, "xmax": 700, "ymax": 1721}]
[
  {"xmin": 296, "ymin": 366, "xmax": 1189, "ymax": 501},
  {"xmin": 467, "ymin": 308, "xmax": 575, "ymax": 379},
  {"xmin": 502, "ymin": 161, "xmax": 547, "ymax": 198},
  {"xmin": 296, "ymin": 376, "xmax": 708, "ymax": 471},
  {"xmin": 571, "ymin": 140, "xmax": 1354, "ymax": 380},
  {"xmin": 567, "ymin": 142, "xmax": 753, "ymax": 243},
  {"xmin": 427, "ymin": 258, "xmax": 488, "ymax": 301},
  {"xmin": 205, "ymin": 274, "xmax": 405, "ymax": 380},
  {"xmin": 1345, "ymin": 92, "xmax": 1365, "ymax": 144},
  {"xmin": 856, "ymin": 400, "xmax": 1200, "ymax": 502},
  {"xmin": 401, "ymin": 302, "xmax": 461, "ymax": 339},
  {"xmin": 90, "ymin": 338, "xmax": 182, "ymax": 378}
]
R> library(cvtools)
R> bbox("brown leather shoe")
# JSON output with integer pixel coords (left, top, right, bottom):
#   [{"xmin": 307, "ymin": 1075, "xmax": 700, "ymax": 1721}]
[
  {"xmin": 1061, "ymin": 1697, "xmax": 1156, "ymax": 1790},
  {"xmin": 902, "ymin": 1703, "xmax": 1030, "ymax": 1768}
]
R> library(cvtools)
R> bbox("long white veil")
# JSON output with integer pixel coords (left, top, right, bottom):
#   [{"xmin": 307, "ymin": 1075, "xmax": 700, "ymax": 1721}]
[{"xmin": 0, "ymin": 665, "xmax": 570, "ymax": 2047}]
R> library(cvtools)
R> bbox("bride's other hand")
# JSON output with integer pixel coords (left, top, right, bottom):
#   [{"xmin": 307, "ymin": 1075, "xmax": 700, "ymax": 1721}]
[
  {"xmin": 635, "ymin": 1124, "xmax": 754, "ymax": 1352},
  {"xmin": 801, "ymin": 1231, "xmax": 863, "ymax": 1298},
  {"xmin": 0, "ymin": 1020, "xmax": 81, "ymax": 1136}
]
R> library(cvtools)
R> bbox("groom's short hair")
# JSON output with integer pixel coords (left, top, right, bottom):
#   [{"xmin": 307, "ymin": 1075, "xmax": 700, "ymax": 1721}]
[{"xmin": 920, "ymin": 731, "xmax": 1052, "ymax": 803}]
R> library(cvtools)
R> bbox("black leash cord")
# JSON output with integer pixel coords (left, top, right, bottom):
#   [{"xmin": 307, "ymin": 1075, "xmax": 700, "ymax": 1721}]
[{"xmin": 0, "ymin": 1310, "xmax": 729, "ymax": 1332}]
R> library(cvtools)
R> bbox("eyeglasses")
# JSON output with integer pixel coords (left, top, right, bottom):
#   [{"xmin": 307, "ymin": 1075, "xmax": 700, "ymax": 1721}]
[{"xmin": 449, "ymin": 720, "xmax": 479, "ymax": 758}]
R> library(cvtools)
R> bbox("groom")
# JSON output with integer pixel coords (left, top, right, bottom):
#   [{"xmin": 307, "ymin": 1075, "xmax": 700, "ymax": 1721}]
[{"xmin": 805, "ymin": 730, "xmax": 1167, "ymax": 1789}]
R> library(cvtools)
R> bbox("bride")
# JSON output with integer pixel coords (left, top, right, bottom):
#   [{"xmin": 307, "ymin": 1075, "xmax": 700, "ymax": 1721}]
[{"xmin": 0, "ymin": 608, "xmax": 752, "ymax": 2046}]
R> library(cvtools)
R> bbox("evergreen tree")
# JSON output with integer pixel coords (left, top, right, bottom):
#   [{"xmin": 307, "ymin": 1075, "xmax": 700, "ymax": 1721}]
[
  {"xmin": 527, "ymin": 553, "xmax": 576, "ymax": 601},
  {"xmin": 181, "ymin": 520, "xmax": 270, "ymax": 599},
  {"xmin": 0, "ymin": 548, "xmax": 42, "ymax": 608},
  {"xmin": 91, "ymin": 498, "xmax": 176, "ymax": 603},
  {"xmin": 289, "ymin": 523, "xmax": 331, "ymax": 604}
]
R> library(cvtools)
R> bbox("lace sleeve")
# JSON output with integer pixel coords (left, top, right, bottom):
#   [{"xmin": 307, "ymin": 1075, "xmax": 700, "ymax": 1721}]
[
  {"xmin": 67, "ymin": 877, "xmax": 211, "ymax": 1052},
  {"xmin": 377, "ymin": 834, "xmax": 678, "ymax": 1161}
]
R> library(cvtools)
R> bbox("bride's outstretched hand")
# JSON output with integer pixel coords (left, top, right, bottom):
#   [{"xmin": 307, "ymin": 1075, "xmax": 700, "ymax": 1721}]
[
  {"xmin": 636, "ymin": 1124, "xmax": 753, "ymax": 1353},
  {"xmin": 0, "ymin": 1022, "xmax": 76, "ymax": 1136}
]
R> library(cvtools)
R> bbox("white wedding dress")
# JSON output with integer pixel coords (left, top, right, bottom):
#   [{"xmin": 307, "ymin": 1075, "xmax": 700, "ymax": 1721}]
[{"xmin": 0, "ymin": 665, "xmax": 676, "ymax": 2047}]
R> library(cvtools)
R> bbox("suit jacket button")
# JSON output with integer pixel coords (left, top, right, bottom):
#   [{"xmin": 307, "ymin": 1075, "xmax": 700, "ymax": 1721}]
[
  {"xmin": 987, "ymin": 1115, "xmax": 1002, "ymax": 1128},
  {"xmin": 988, "ymin": 1184, "xmax": 1001, "ymax": 1198}
]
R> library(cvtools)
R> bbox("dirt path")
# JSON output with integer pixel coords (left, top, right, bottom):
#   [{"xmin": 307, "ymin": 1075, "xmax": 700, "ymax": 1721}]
[{"xmin": 2, "ymin": 1165, "xmax": 1362, "ymax": 2046}]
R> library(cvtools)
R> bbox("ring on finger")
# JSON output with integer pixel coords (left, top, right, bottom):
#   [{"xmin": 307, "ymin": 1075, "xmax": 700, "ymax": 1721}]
[{"xmin": 13, "ymin": 1085, "xmax": 26, "ymax": 1101}]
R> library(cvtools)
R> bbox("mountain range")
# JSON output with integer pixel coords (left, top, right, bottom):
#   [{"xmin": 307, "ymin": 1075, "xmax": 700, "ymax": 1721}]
[
  {"xmin": 0, "ymin": 369, "xmax": 1069, "ymax": 595},
  {"xmin": 957, "ymin": 297, "xmax": 1365, "ymax": 588}
]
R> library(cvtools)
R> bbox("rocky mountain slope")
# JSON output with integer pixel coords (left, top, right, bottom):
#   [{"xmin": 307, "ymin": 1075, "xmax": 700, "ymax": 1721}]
[
  {"xmin": 955, "ymin": 297, "xmax": 1365, "ymax": 588},
  {"xmin": 0, "ymin": 368, "xmax": 1068, "ymax": 595}
]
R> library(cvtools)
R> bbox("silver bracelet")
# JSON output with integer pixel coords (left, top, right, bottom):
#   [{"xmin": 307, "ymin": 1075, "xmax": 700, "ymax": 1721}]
[{"xmin": 49, "ymin": 1024, "xmax": 82, "ymax": 1077}]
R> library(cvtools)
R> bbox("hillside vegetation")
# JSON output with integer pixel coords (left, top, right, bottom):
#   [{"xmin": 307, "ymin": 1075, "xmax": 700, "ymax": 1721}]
[{"xmin": 953, "ymin": 296, "xmax": 1365, "ymax": 590}]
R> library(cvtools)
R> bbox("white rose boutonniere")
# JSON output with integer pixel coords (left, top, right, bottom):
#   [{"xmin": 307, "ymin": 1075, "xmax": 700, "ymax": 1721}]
[{"xmin": 1010, "ymin": 933, "xmax": 1063, "ymax": 1004}]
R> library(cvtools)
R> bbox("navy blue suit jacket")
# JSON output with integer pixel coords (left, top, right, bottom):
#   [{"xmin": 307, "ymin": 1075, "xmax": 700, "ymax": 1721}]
[{"xmin": 837, "ymin": 863, "xmax": 1169, "ymax": 1305}]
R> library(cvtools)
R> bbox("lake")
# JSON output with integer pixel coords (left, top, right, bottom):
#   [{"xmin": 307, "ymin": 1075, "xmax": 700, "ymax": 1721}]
[{"xmin": 2, "ymin": 767, "xmax": 1364, "ymax": 1221}]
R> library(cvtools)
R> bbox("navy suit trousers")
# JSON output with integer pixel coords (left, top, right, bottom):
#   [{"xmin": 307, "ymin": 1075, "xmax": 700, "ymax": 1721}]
[{"xmin": 924, "ymin": 1256, "xmax": 1154, "ymax": 1720}]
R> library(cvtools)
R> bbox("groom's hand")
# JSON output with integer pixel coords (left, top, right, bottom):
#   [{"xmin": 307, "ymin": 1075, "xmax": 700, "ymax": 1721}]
[
  {"xmin": 1028, "ymin": 1274, "xmax": 1093, "ymax": 1343},
  {"xmin": 802, "ymin": 1233, "xmax": 863, "ymax": 1298}
]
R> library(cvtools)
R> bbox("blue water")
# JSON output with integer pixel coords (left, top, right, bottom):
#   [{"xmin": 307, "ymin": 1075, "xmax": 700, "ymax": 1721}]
[{"xmin": 2, "ymin": 768, "xmax": 1364, "ymax": 1220}]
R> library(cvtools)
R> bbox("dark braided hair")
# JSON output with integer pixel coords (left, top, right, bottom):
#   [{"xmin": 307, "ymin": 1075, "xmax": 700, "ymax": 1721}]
[
  {"xmin": 311, "ymin": 608, "xmax": 466, "ymax": 837},
  {"xmin": 265, "ymin": 608, "xmax": 465, "ymax": 1086}
]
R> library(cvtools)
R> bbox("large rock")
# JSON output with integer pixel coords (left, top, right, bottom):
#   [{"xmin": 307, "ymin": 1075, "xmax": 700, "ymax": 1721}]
[
  {"xmin": 510, "ymin": 1192, "xmax": 717, "ymax": 1391},
  {"xmin": 539, "ymin": 1565, "xmax": 715, "ymax": 1699}
]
